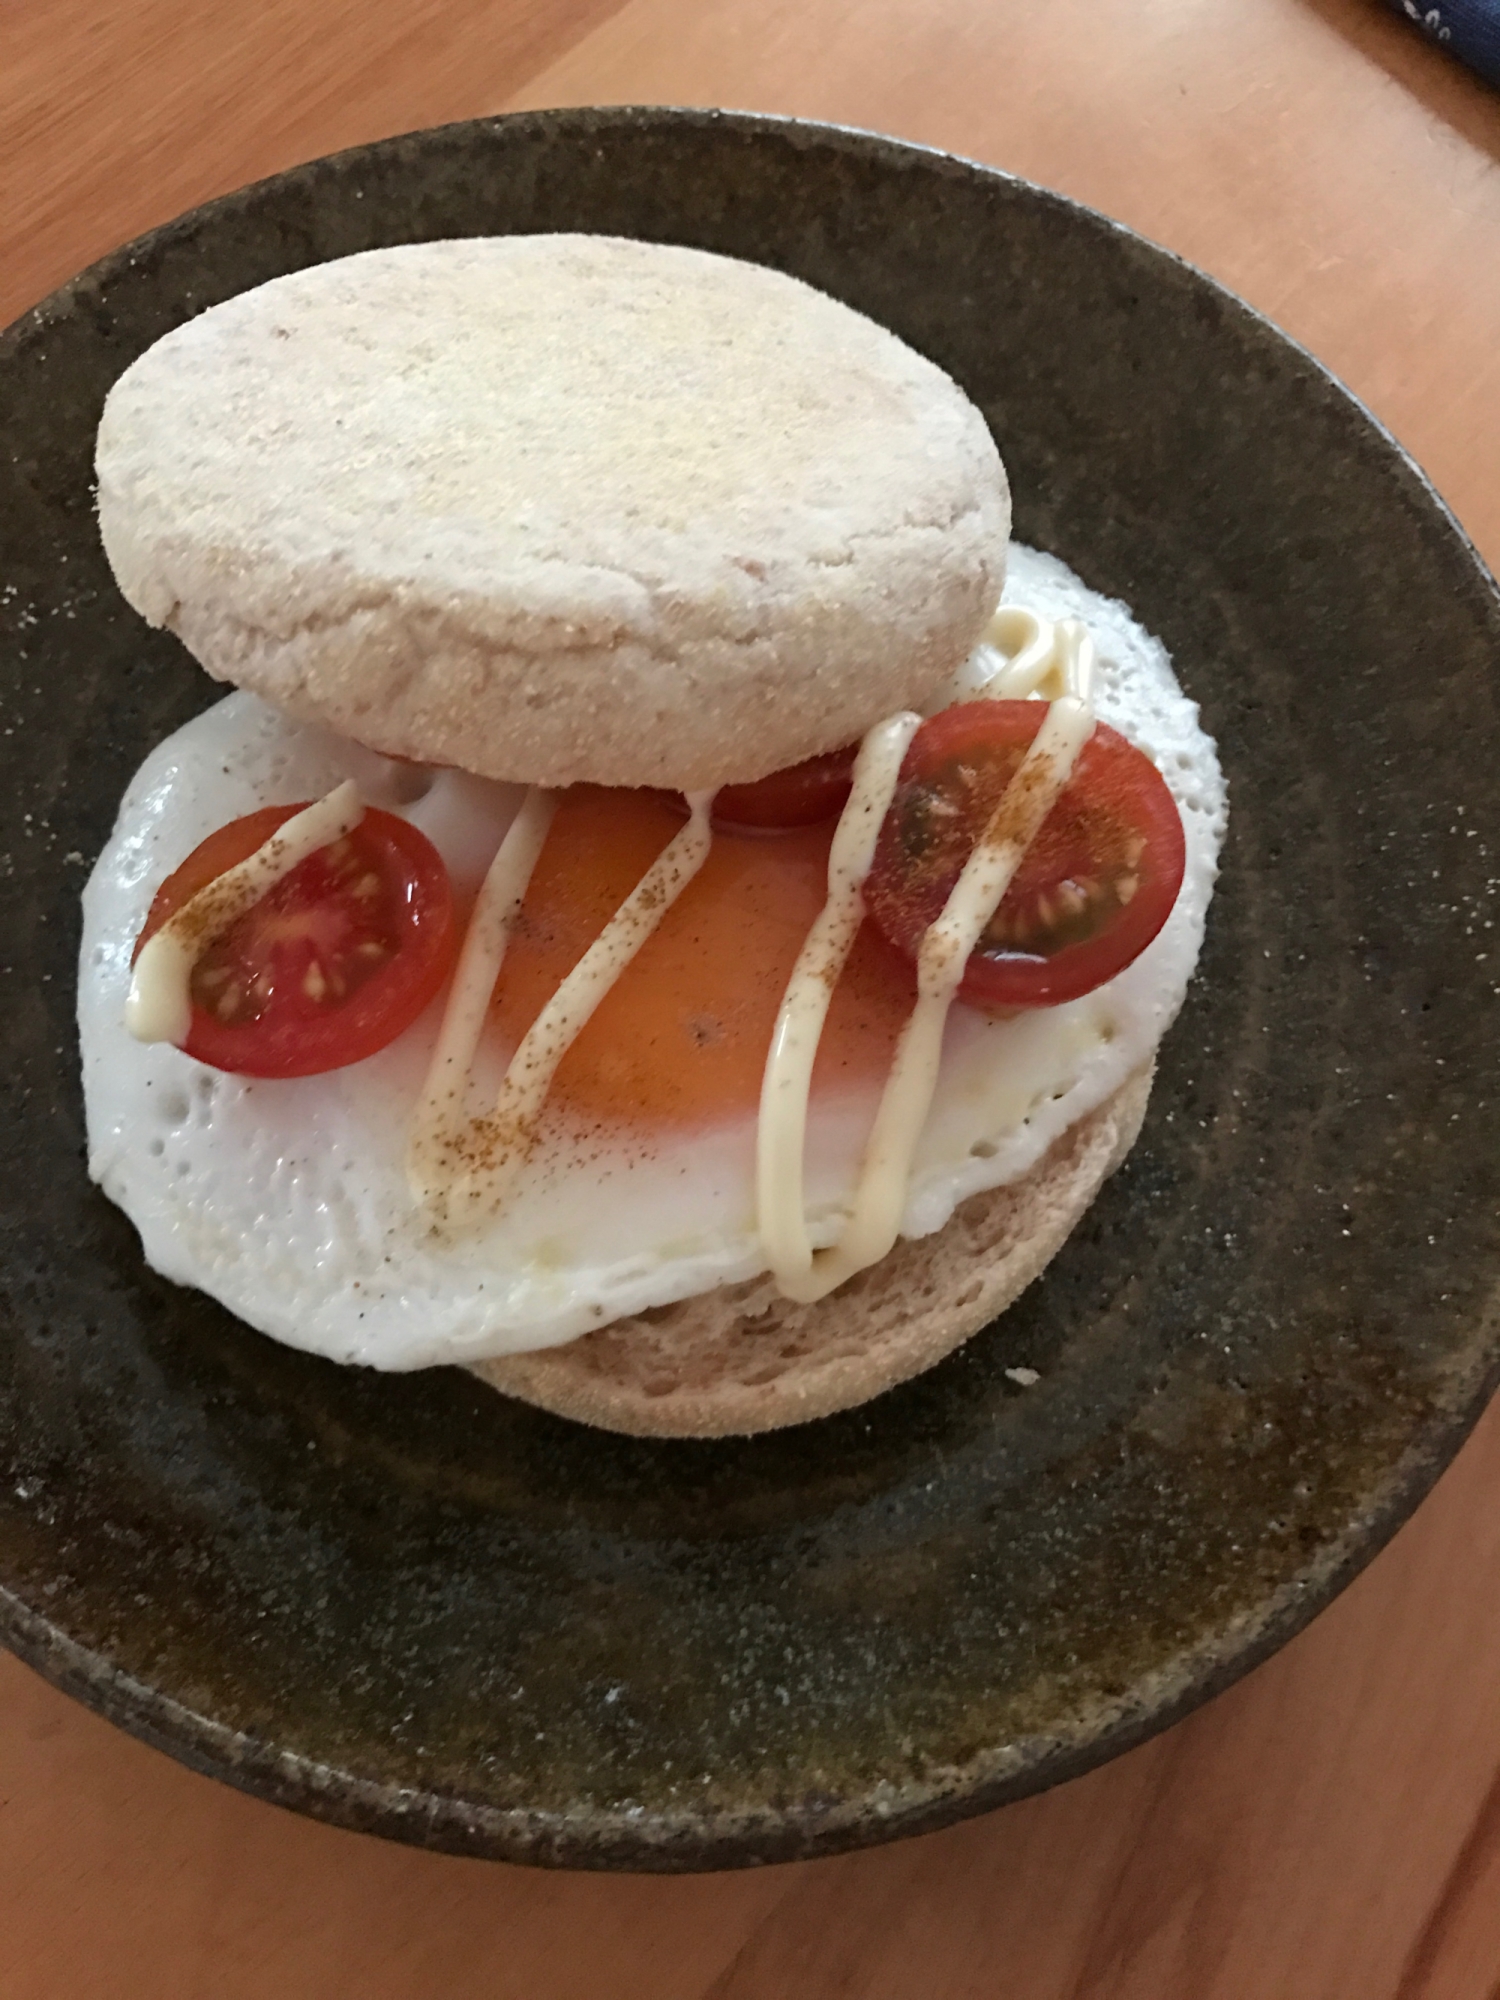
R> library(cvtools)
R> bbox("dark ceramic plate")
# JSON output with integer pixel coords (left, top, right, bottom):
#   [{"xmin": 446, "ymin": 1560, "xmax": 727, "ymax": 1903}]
[{"xmin": 2, "ymin": 108, "xmax": 1498, "ymax": 1873}]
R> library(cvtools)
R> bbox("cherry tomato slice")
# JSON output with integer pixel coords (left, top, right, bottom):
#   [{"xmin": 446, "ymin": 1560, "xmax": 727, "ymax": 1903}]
[
  {"xmin": 134, "ymin": 802, "xmax": 458, "ymax": 1077},
  {"xmin": 711, "ymin": 745, "xmax": 858, "ymax": 831},
  {"xmin": 864, "ymin": 700, "xmax": 1186, "ymax": 1009}
]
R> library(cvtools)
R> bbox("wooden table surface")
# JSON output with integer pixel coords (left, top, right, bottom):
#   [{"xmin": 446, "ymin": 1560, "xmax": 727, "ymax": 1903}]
[{"xmin": 5, "ymin": 1, "xmax": 1500, "ymax": 1993}]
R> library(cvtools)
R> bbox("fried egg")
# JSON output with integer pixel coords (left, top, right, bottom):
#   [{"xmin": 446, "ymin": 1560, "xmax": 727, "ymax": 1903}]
[{"xmin": 77, "ymin": 546, "xmax": 1227, "ymax": 1369}]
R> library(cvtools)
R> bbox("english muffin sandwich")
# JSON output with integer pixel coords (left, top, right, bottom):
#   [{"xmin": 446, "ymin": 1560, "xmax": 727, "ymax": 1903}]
[{"xmin": 80, "ymin": 235, "xmax": 1226, "ymax": 1437}]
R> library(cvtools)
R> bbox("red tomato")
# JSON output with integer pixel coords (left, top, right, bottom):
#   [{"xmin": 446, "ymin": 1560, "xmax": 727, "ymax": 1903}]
[
  {"xmin": 711, "ymin": 745, "xmax": 858, "ymax": 830},
  {"xmin": 134, "ymin": 803, "xmax": 458, "ymax": 1078},
  {"xmin": 864, "ymin": 701, "xmax": 1186, "ymax": 1009}
]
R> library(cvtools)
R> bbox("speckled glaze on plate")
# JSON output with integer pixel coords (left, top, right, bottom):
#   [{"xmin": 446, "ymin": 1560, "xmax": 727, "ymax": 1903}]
[{"xmin": 1, "ymin": 108, "xmax": 1497, "ymax": 1872}]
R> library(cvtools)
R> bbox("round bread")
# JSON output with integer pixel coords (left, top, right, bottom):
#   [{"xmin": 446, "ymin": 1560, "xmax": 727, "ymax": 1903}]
[
  {"xmin": 469, "ymin": 1064, "xmax": 1152, "ymax": 1437},
  {"xmin": 96, "ymin": 235, "xmax": 1010, "ymax": 791}
]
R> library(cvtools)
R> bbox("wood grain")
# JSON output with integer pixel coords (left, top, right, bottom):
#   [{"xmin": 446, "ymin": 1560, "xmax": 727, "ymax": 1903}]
[{"xmin": 4, "ymin": 0, "xmax": 1499, "ymax": 1994}]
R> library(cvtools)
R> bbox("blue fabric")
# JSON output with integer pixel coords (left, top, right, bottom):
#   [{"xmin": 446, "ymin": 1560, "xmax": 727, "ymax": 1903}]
[{"xmin": 1383, "ymin": 0, "xmax": 1500, "ymax": 87}]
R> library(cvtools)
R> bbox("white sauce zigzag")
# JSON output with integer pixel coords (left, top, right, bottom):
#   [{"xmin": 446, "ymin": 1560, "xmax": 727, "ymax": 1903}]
[{"xmin": 77, "ymin": 546, "xmax": 1227, "ymax": 1368}]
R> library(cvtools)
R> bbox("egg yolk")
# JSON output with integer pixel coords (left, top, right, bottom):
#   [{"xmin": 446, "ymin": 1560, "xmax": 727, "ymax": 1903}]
[{"xmin": 492, "ymin": 788, "xmax": 914, "ymax": 1128}]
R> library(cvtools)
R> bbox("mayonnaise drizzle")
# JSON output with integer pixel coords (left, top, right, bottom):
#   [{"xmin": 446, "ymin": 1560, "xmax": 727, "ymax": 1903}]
[
  {"xmin": 125, "ymin": 779, "xmax": 365, "ymax": 1046},
  {"xmin": 401, "ymin": 603, "xmax": 1098, "ymax": 1264},
  {"xmin": 407, "ymin": 785, "xmax": 558, "ymax": 1204},
  {"xmin": 757, "ymin": 613, "xmax": 1098, "ymax": 1302},
  {"xmin": 413, "ymin": 789, "xmax": 718, "ymax": 1227},
  {"xmin": 756, "ymin": 713, "xmax": 921, "ymax": 1283}
]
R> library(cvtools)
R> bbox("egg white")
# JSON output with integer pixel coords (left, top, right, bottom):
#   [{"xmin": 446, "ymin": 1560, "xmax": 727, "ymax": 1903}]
[{"xmin": 77, "ymin": 546, "xmax": 1227, "ymax": 1369}]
